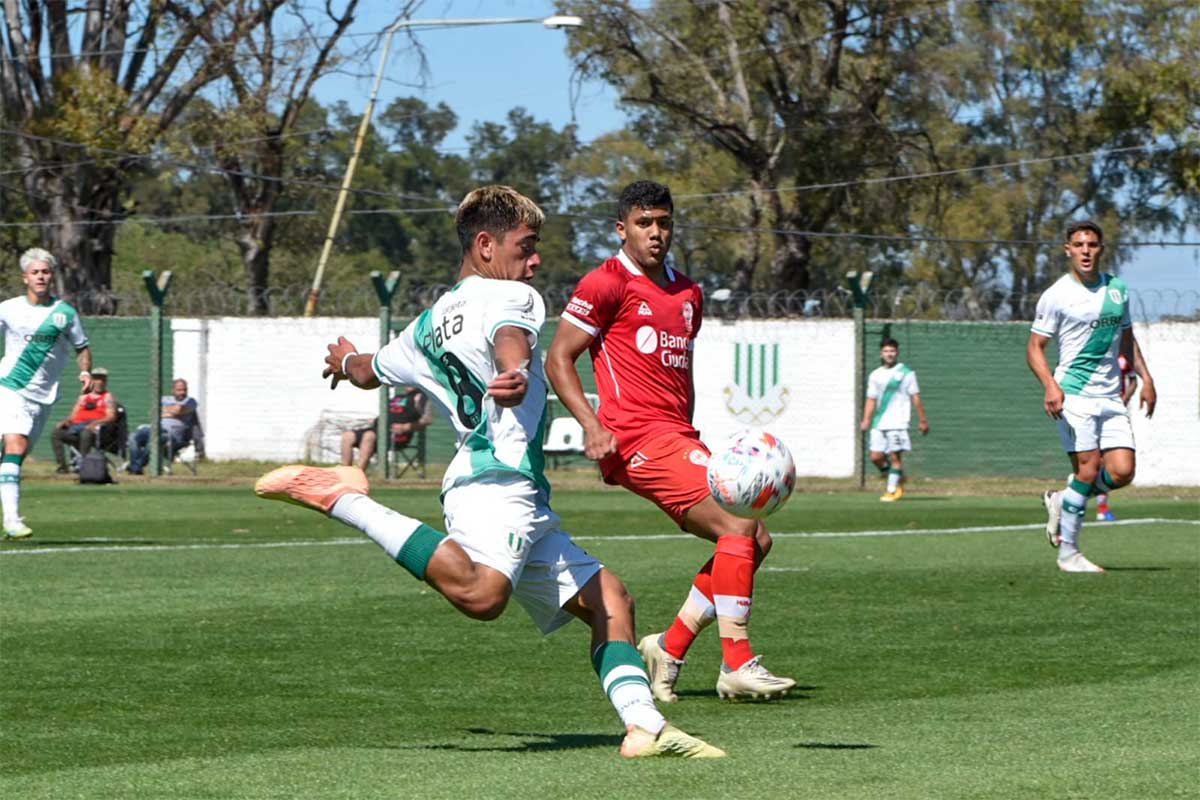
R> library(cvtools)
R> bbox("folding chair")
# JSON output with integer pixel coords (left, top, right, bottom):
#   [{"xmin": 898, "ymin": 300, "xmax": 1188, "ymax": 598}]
[
  {"xmin": 67, "ymin": 405, "xmax": 127, "ymax": 471},
  {"xmin": 389, "ymin": 426, "xmax": 426, "ymax": 479}
]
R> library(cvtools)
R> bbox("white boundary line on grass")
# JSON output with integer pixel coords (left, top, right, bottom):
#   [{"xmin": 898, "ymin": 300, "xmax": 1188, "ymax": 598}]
[{"xmin": 1, "ymin": 517, "xmax": 1195, "ymax": 557}]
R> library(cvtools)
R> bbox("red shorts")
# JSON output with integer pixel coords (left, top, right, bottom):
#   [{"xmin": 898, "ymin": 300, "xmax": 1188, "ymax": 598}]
[{"xmin": 602, "ymin": 431, "xmax": 711, "ymax": 527}]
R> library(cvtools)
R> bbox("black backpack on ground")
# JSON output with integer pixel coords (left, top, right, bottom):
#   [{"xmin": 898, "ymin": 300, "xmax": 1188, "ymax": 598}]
[{"xmin": 77, "ymin": 451, "xmax": 113, "ymax": 484}]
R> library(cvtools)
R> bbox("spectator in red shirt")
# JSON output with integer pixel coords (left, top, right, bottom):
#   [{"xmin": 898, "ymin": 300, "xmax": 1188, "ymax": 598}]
[
  {"xmin": 547, "ymin": 180, "xmax": 795, "ymax": 703},
  {"xmin": 50, "ymin": 366, "xmax": 117, "ymax": 473}
]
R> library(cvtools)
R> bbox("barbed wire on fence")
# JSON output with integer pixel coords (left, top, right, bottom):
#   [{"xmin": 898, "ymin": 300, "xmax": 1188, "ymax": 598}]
[{"xmin": 0, "ymin": 282, "xmax": 1194, "ymax": 323}]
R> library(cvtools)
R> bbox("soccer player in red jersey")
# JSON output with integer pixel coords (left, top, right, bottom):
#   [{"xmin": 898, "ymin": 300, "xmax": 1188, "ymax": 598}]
[{"xmin": 546, "ymin": 181, "xmax": 795, "ymax": 702}]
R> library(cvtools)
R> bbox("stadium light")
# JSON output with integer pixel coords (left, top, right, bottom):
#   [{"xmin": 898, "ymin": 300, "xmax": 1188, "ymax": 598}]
[{"xmin": 304, "ymin": 14, "xmax": 584, "ymax": 316}]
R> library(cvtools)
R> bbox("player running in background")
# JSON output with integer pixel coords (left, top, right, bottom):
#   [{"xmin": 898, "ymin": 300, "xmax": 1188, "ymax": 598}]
[
  {"xmin": 1027, "ymin": 220, "xmax": 1157, "ymax": 573},
  {"xmin": 256, "ymin": 186, "xmax": 722, "ymax": 759},
  {"xmin": 0, "ymin": 248, "xmax": 94, "ymax": 539},
  {"xmin": 859, "ymin": 338, "xmax": 930, "ymax": 502},
  {"xmin": 546, "ymin": 180, "xmax": 795, "ymax": 703}
]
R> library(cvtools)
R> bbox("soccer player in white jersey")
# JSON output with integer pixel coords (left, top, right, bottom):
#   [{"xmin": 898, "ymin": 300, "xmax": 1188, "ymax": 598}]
[
  {"xmin": 860, "ymin": 338, "xmax": 930, "ymax": 502},
  {"xmin": 0, "ymin": 248, "xmax": 94, "ymax": 539},
  {"xmin": 1027, "ymin": 220, "xmax": 1157, "ymax": 573},
  {"xmin": 255, "ymin": 186, "xmax": 723, "ymax": 759}
]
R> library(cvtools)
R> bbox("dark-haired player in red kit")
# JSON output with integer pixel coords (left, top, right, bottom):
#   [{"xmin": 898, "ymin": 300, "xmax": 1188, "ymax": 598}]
[{"xmin": 546, "ymin": 180, "xmax": 795, "ymax": 702}]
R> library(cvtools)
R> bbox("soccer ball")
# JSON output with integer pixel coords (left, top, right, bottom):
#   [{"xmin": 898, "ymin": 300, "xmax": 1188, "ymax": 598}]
[{"xmin": 706, "ymin": 429, "xmax": 796, "ymax": 519}]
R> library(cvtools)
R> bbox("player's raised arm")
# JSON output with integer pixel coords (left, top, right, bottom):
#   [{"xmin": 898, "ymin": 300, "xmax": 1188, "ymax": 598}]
[
  {"xmin": 546, "ymin": 322, "xmax": 617, "ymax": 461},
  {"xmin": 1026, "ymin": 332, "xmax": 1063, "ymax": 419},
  {"xmin": 323, "ymin": 336, "xmax": 381, "ymax": 390}
]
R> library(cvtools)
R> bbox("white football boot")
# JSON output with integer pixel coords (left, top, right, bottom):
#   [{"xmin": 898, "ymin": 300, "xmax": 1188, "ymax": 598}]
[
  {"xmin": 1042, "ymin": 490, "xmax": 1062, "ymax": 548},
  {"xmin": 3, "ymin": 520, "xmax": 32, "ymax": 540},
  {"xmin": 716, "ymin": 656, "xmax": 796, "ymax": 701},
  {"xmin": 637, "ymin": 633, "xmax": 685, "ymax": 704},
  {"xmin": 1057, "ymin": 552, "xmax": 1105, "ymax": 573},
  {"xmin": 620, "ymin": 724, "xmax": 725, "ymax": 759}
]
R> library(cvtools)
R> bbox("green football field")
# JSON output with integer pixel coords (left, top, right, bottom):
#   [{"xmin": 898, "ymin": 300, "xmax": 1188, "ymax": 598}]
[{"xmin": 2, "ymin": 480, "xmax": 1197, "ymax": 800}]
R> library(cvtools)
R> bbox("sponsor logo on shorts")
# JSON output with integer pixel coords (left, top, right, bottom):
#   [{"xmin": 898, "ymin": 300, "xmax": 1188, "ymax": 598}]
[
  {"xmin": 688, "ymin": 448, "xmax": 709, "ymax": 466},
  {"xmin": 507, "ymin": 530, "xmax": 525, "ymax": 556},
  {"xmin": 629, "ymin": 451, "xmax": 648, "ymax": 470}
]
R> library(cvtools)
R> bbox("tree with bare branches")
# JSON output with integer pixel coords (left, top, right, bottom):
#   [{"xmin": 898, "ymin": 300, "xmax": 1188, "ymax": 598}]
[{"xmin": 1, "ymin": 1, "xmax": 285, "ymax": 311}]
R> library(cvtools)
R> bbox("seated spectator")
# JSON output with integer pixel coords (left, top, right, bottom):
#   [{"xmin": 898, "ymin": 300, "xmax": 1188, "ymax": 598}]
[
  {"xmin": 128, "ymin": 378, "xmax": 204, "ymax": 474},
  {"xmin": 340, "ymin": 420, "xmax": 378, "ymax": 471},
  {"xmin": 388, "ymin": 385, "xmax": 434, "ymax": 449},
  {"xmin": 51, "ymin": 367, "xmax": 118, "ymax": 474},
  {"xmin": 339, "ymin": 386, "xmax": 433, "ymax": 470}
]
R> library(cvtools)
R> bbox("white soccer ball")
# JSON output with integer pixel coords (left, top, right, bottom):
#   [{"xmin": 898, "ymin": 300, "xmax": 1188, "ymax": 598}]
[{"xmin": 706, "ymin": 429, "xmax": 796, "ymax": 519}]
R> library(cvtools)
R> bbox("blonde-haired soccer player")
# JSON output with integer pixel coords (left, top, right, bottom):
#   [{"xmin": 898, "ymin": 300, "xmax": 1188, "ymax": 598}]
[
  {"xmin": 256, "ymin": 186, "xmax": 723, "ymax": 759},
  {"xmin": 1028, "ymin": 220, "xmax": 1158, "ymax": 572},
  {"xmin": 0, "ymin": 249, "xmax": 94, "ymax": 539}
]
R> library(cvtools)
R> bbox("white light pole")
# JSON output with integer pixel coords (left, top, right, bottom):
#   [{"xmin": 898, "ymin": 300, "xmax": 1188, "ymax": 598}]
[{"xmin": 304, "ymin": 15, "xmax": 583, "ymax": 316}]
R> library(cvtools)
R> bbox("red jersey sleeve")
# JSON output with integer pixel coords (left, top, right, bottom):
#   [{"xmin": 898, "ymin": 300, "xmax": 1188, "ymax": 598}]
[{"xmin": 562, "ymin": 266, "xmax": 624, "ymax": 337}]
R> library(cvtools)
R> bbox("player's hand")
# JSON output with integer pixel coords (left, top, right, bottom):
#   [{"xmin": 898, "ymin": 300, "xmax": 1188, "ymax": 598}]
[
  {"xmin": 1043, "ymin": 384, "xmax": 1065, "ymax": 419},
  {"xmin": 487, "ymin": 369, "xmax": 528, "ymax": 408},
  {"xmin": 583, "ymin": 423, "xmax": 618, "ymax": 461},
  {"xmin": 79, "ymin": 373, "xmax": 94, "ymax": 393},
  {"xmin": 1139, "ymin": 379, "xmax": 1157, "ymax": 418},
  {"xmin": 323, "ymin": 336, "xmax": 359, "ymax": 390},
  {"xmin": 859, "ymin": 419, "xmax": 869, "ymax": 432},
  {"xmin": 919, "ymin": 420, "xmax": 930, "ymax": 435}
]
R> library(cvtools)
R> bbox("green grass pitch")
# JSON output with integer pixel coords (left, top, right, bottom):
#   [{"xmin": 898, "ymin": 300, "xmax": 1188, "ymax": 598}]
[{"xmin": 1, "ymin": 481, "xmax": 1197, "ymax": 799}]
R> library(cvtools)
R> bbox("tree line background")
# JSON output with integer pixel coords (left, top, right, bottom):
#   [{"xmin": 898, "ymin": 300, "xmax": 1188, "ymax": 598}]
[{"xmin": 2, "ymin": 0, "xmax": 1196, "ymax": 316}]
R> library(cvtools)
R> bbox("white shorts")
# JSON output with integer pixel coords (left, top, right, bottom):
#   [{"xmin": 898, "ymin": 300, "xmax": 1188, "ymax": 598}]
[
  {"xmin": 869, "ymin": 429, "xmax": 911, "ymax": 454},
  {"xmin": 442, "ymin": 475, "xmax": 602, "ymax": 635},
  {"xmin": 1056, "ymin": 395, "xmax": 1135, "ymax": 453},
  {"xmin": 0, "ymin": 387, "xmax": 52, "ymax": 447}
]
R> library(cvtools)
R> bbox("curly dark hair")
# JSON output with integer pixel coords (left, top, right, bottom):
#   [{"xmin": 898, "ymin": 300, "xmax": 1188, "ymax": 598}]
[{"xmin": 617, "ymin": 180, "xmax": 673, "ymax": 220}]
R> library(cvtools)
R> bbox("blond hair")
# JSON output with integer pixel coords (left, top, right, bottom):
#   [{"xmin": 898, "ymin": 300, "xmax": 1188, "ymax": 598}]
[
  {"xmin": 455, "ymin": 185, "xmax": 544, "ymax": 253},
  {"xmin": 19, "ymin": 247, "xmax": 56, "ymax": 272}
]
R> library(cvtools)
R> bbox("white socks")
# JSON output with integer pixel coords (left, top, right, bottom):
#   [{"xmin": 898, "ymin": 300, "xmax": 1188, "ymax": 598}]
[
  {"xmin": 0, "ymin": 460, "xmax": 21, "ymax": 525},
  {"xmin": 330, "ymin": 493, "xmax": 421, "ymax": 559}
]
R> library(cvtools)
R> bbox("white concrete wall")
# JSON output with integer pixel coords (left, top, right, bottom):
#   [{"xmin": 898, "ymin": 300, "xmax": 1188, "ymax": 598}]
[
  {"xmin": 173, "ymin": 317, "xmax": 379, "ymax": 461},
  {"xmin": 173, "ymin": 317, "xmax": 1199, "ymax": 485},
  {"xmin": 1128, "ymin": 321, "xmax": 1200, "ymax": 486},
  {"xmin": 692, "ymin": 319, "xmax": 856, "ymax": 478}
]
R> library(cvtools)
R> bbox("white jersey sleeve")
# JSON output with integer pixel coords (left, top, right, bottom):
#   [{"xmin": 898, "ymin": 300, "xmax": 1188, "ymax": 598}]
[
  {"xmin": 865, "ymin": 367, "xmax": 885, "ymax": 400},
  {"xmin": 1031, "ymin": 287, "xmax": 1061, "ymax": 337},
  {"xmin": 481, "ymin": 282, "xmax": 544, "ymax": 347},
  {"xmin": 903, "ymin": 370, "xmax": 920, "ymax": 395},
  {"xmin": 67, "ymin": 311, "xmax": 89, "ymax": 349}
]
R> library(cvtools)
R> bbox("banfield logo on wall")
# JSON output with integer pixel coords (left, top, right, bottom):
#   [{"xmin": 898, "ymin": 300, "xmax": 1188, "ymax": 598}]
[{"xmin": 723, "ymin": 342, "xmax": 790, "ymax": 425}]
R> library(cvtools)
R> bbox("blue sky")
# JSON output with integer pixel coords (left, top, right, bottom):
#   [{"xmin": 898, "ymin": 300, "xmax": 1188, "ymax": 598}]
[{"xmin": 314, "ymin": 1, "xmax": 1197, "ymax": 317}]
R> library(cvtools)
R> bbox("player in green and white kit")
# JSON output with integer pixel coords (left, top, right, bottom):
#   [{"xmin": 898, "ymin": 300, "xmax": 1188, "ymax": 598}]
[
  {"xmin": 0, "ymin": 248, "xmax": 94, "ymax": 539},
  {"xmin": 1027, "ymin": 220, "xmax": 1157, "ymax": 573},
  {"xmin": 860, "ymin": 338, "xmax": 930, "ymax": 502},
  {"xmin": 255, "ymin": 187, "xmax": 722, "ymax": 759}
]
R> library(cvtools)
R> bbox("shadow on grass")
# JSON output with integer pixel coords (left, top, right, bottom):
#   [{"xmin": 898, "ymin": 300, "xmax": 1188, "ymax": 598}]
[
  {"xmin": 675, "ymin": 685, "xmax": 817, "ymax": 701},
  {"xmin": 796, "ymin": 742, "xmax": 878, "ymax": 750},
  {"xmin": 1101, "ymin": 566, "xmax": 1171, "ymax": 572},
  {"xmin": 393, "ymin": 727, "xmax": 620, "ymax": 753}
]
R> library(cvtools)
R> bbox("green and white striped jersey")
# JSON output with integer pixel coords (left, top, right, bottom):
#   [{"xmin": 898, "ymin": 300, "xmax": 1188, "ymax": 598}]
[
  {"xmin": 1032, "ymin": 272, "xmax": 1131, "ymax": 398},
  {"xmin": 0, "ymin": 296, "xmax": 89, "ymax": 404},
  {"xmin": 372, "ymin": 275, "xmax": 549, "ymax": 499},
  {"xmin": 866, "ymin": 363, "xmax": 919, "ymax": 430}
]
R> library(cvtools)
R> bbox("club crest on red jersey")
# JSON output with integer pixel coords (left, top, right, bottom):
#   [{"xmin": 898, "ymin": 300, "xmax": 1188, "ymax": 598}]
[{"xmin": 681, "ymin": 300, "xmax": 694, "ymax": 334}]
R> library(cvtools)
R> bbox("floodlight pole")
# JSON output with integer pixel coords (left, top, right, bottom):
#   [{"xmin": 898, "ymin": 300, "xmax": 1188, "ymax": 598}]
[
  {"xmin": 847, "ymin": 270, "xmax": 874, "ymax": 489},
  {"xmin": 143, "ymin": 270, "xmax": 173, "ymax": 477},
  {"xmin": 371, "ymin": 271, "xmax": 400, "ymax": 478},
  {"xmin": 304, "ymin": 14, "xmax": 582, "ymax": 316}
]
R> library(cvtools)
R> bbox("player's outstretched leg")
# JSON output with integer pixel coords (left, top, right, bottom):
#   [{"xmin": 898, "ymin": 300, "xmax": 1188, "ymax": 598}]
[
  {"xmin": 620, "ymin": 723, "xmax": 726, "ymax": 759},
  {"xmin": 255, "ymin": 464, "xmax": 370, "ymax": 513}
]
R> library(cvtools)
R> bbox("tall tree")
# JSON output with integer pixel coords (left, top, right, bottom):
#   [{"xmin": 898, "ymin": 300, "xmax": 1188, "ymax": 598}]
[
  {"xmin": 0, "ymin": 1, "xmax": 281, "ymax": 311},
  {"xmin": 181, "ymin": 0, "xmax": 375, "ymax": 314},
  {"xmin": 564, "ymin": 0, "xmax": 951, "ymax": 292}
]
